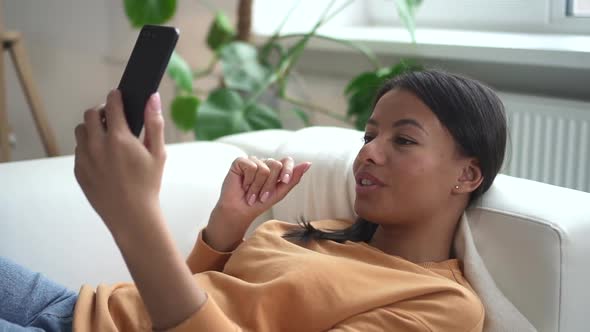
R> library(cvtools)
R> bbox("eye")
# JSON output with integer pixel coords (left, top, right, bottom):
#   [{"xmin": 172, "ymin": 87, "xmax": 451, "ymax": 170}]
[
  {"xmin": 362, "ymin": 134, "xmax": 374, "ymax": 145},
  {"xmin": 394, "ymin": 136, "xmax": 416, "ymax": 145}
]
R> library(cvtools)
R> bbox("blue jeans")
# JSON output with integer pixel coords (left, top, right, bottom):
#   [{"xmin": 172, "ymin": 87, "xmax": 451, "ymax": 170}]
[{"xmin": 0, "ymin": 256, "xmax": 77, "ymax": 332}]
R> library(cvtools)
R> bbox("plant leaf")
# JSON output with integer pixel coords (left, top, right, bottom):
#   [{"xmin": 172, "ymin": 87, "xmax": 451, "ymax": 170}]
[
  {"xmin": 170, "ymin": 95, "xmax": 200, "ymax": 131},
  {"xmin": 123, "ymin": 0, "xmax": 177, "ymax": 28},
  {"xmin": 167, "ymin": 51, "xmax": 193, "ymax": 94},
  {"xmin": 170, "ymin": 95, "xmax": 201, "ymax": 131},
  {"xmin": 290, "ymin": 108, "xmax": 311, "ymax": 126},
  {"xmin": 344, "ymin": 59, "xmax": 423, "ymax": 129},
  {"xmin": 344, "ymin": 71, "xmax": 383, "ymax": 118},
  {"xmin": 206, "ymin": 11, "xmax": 236, "ymax": 51},
  {"xmin": 354, "ymin": 108, "xmax": 372, "ymax": 131},
  {"xmin": 220, "ymin": 42, "xmax": 272, "ymax": 93},
  {"xmin": 195, "ymin": 88, "xmax": 281, "ymax": 140},
  {"xmin": 244, "ymin": 104, "xmax": 282, "ymax": 130},
  {"xmin": 345, "ymin": 72, "xmax": 381, "ymax": 96}
]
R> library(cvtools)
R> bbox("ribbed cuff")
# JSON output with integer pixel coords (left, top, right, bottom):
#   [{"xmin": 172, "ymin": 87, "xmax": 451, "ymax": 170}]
[{"xmin": 185, "ymin": 229, "xmax": 240, "ymax": 274}]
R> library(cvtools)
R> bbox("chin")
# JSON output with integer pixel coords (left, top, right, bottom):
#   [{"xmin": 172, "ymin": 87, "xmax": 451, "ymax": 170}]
[{"xmin": 354, "ymin": 201, "xmax": 380, "ymax": 223}]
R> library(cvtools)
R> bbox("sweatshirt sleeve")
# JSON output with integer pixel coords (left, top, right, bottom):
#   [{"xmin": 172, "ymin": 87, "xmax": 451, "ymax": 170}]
[
  {"xmin": 168, "ymin": 295, "xmax": 241, "ymax": 332},
  {"xmin": 185, "ymin": 228, "xmax": 242, "ymax": 274}
]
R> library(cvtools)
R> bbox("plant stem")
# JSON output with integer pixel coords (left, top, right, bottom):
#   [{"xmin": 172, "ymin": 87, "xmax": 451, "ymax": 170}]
[
  {"xmin": 318, "ymin": 0, "xmax": 339, "ymax": 23},
  {"xmin": 277, "ymin": 0, "xmax": 356, "ymax": 86},
  {"xmin": 282, "ymin": 95, "xmax": 351, "ymax": 124},
  {"xmin": 236, "ymin": 0, "xmax": 252, "ymax": 42},
  {"xmin": 277, "ymin": 33, "xmax": 381, "ymax": 69},
  {"xmin": 273, "ymin": 0, "xmax": 301, "ymax": 36},
  {"xmin": 245, "ymin": 72, "xmax": 280, "ymax": 106},
  {"xmin": 193, "ymin": 55, "xmax": 219, "ymax": 79},
  {"xmin": 320, "ymin": 0, "xmax": 355, "ymax": 25},
  {"xmin": 246, "ymin": 0, "xmax": 356, "ymax": 110}
]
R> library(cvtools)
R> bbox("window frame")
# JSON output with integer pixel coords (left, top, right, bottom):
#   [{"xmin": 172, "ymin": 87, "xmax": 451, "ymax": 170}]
[
  {"xmin": 551, "ymin": 0, "xmax": 590, "ymax": 31},
  {"xmin": 363, "ymin": 0, "xmax": 590, "ymax": 35},
  {"xmin": 568, "ymin": 0, "xmax": 590, "ymax": 17}
]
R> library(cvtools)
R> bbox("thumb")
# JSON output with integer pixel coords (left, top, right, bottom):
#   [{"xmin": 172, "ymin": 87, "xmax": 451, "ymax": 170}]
[{"xmin": 144, "ymin": 92, "xmax": 165, "ymax": 157}]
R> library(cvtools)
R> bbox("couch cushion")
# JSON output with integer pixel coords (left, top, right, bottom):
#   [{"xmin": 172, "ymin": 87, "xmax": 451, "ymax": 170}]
[
  {"xmin": 271, "ymin": 126, "xmax": 362, "ymax": 223},
  {"xmin": 471, "ymin": 174, "xmax": 590, "ymax": 332},
  {"xmin": 217, "ymin": 129, "xmax": 294, "ymax": 159},
  {"xmin": 0, "ymin": 141, "xmax": 245, "ymax": 289}
]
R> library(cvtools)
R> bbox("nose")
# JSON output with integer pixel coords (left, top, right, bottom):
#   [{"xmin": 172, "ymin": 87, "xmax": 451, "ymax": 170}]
[{"xmin": 357, "ymin": 138, "xmax": 385, "ymax": 165}]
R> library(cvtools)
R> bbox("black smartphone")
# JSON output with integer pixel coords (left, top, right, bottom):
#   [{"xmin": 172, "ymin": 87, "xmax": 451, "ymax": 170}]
[{"xmin": 117, "ymin": 25, "xmax": 179, "ymax": 137}]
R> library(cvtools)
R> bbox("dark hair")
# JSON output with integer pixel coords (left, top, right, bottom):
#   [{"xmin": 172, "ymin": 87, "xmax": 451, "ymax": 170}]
[{"xmin": 284, "ymin": 69, "xmax": 507, "ymax": 244}]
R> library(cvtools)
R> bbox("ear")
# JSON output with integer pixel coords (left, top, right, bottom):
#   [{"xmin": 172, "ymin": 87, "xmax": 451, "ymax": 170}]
[{"xmin": 453, "ymin": 158, "xmax": 483, "ymax": 194}]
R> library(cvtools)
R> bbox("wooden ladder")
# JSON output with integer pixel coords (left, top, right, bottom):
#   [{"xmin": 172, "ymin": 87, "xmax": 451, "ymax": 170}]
[{"xmin": 0, "ymin": 5, "xmax": 59, "ymax": 162}]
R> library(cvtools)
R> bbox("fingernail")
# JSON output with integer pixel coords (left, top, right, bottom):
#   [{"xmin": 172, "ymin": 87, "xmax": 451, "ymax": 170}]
[
  {"xmin": 149, "ymin": 92, "xmax": 161, "ymax": 113},
  {"xmin": 304, "ymin": 163, "xmax": 312, "ymax": 173},
  {"xmin": 248, "ymin": 194, "xmax": 256, "ymax": 206},
  {"xmin": 260, "ymin": 191, "xmax": 270, "ymax": 203},
  {"xmin": 282, "ymin": 173, "xmax": 291, "ymax": 184}
]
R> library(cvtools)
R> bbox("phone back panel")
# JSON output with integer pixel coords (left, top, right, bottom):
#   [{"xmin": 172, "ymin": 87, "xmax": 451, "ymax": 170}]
[{"xmin": 118, "ymin": 25, "xmax": 178, "ymax": 136}]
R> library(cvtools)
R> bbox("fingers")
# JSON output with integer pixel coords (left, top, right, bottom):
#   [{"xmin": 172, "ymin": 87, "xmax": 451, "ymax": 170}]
[
  {"xmin": 74, "ymin": 123, "xmax": 88, "ymax": 148},
  {"xmin": 278, "ymin": 157, "xmax": 294, "ymax": 184},
  {"xmin": 232, "ymin": 157, "xmax": 257, "ymax": 191},
  {"xmin": 143, "ymin": 92, "xmax": 166, "ymax": 159},
  {"xmin": 258, "ymin": 158, "xmax": 283, "ymax": 203},
  {"xmin": 245, "ymin": 157, "xmax": 270, "ymax": 206},
  {"xmin": 83, "ymin": 105, "xmax": 104, "ymax": 143},
  {"xmin": 274, "ymin": 162, "xmax": 312, "ymax": 199},
  {"xmin": 237, "ymin": 156, "xmax": 309, "ymax": 207},
  {"xmin": 74, "ymin": 123, "xmax": 89, "ymax": 184},
  {"xmin": 104, "ymin": 89, "xmax": 128, "ymax": 134}
]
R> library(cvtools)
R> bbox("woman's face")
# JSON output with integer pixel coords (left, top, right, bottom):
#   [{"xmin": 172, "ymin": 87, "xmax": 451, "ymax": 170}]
[{"xmin": 352, "ymin": 88, "xmax": 469, "ymax": 225}]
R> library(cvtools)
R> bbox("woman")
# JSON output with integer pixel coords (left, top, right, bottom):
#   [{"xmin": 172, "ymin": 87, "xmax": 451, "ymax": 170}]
[{"xmin": 0, "ymin": 69, "xmax": 505, "ymax": 331}]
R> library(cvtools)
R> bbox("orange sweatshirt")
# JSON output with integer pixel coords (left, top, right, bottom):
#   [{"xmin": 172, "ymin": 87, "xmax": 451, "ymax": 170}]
[{"xmin": 73, "ymin": 219, "xmax": 484, "ymax": 331}]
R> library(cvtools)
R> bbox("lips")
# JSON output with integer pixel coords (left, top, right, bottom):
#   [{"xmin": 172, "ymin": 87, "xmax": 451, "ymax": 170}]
[
  {"xmin": 354, "ymin": 171, "xmax": 385, "ymax": 195},
  {"xmin": 354, "ymin": 171, "xmax": 385, "ymax": 186}
]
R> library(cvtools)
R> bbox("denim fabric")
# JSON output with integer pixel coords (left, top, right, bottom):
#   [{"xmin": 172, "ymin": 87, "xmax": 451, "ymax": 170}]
[{"xmin": 0, "ymin": 257, "xmax": 77, "ymax": 332}]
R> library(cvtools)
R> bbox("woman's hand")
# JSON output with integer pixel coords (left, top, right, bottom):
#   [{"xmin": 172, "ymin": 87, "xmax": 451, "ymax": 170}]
[
  {"xmin": 74, "ymin": 89, "xmax": 166, "ymax": 235},
  {"xmin": 205, "ymin": 156, "xmax": 312, "ymax": 251}
]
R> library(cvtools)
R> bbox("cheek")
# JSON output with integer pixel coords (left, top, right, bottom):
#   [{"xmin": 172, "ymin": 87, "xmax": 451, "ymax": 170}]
[
  {"xmin": 352, "ymin": 155, "xmax": 361, "ymax": 173},
  {"xmin": 388, "ymin": 153, "xmax": 446, "ymax": 192},
  {"xmin": 395, "ymin": 153, "xmax": 432, "ymax": 177}
]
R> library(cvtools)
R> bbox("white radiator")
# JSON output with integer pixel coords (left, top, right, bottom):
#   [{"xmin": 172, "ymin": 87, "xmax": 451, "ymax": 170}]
[{"xmin": 499, "ymin": 92, "xmax": 590, "ymax": 193}]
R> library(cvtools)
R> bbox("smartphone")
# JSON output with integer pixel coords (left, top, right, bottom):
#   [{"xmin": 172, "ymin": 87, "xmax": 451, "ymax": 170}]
[{"xmin": 117, "ymin": 25, "xmax": 179, "ymax": 137}]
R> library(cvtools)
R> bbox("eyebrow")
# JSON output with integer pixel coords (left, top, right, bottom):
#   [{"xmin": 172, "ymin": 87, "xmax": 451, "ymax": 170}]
[{"xmin": 366, "ymin": 118, "xmax": 428, "ymax": 135}]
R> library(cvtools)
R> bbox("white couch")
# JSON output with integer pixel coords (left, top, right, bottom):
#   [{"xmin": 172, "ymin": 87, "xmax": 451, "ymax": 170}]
[{"xmin": 1, "ymin": 126, "xmax": 589, "ymax": 332}]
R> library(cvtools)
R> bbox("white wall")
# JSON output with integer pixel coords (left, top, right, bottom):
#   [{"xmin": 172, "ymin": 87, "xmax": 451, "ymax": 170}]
[{"xmin": 2, "ymin": 0, "xmax": 238, "ymax": 161}]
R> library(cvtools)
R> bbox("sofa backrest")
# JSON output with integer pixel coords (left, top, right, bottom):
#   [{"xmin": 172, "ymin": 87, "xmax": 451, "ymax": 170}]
[
  {"xmin": 221, "ymin": 127, "xmax": 590, "ymax": 332},
  {"xmin": 0, "ymin": 142, "xmax": 245, "ymax": 288}
]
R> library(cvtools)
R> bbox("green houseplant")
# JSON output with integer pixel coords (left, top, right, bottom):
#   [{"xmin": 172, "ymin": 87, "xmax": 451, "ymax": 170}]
[{"xmin": 123, "ymin": 0, "xmax": 423, "ymax": 139}]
